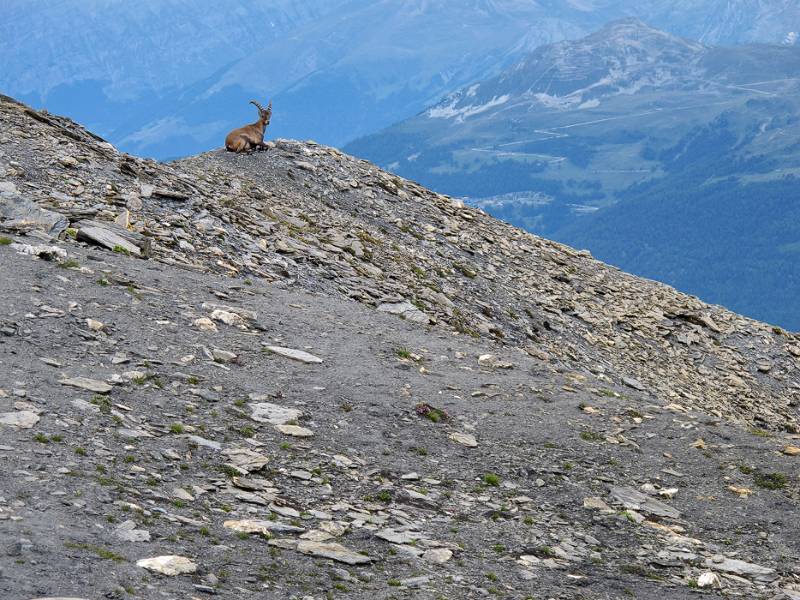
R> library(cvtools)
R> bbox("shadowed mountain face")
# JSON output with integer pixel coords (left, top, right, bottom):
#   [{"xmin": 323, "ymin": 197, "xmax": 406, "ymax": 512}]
[
  {"xmin": 2, "ymin": 0, "xmax": 800, "ymax": 159},
  {"xmin": 345, "ymin": 19, "xmax": 800, "ymax": 331}
]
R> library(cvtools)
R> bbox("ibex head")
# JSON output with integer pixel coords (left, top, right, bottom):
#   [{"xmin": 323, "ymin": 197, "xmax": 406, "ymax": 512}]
[{"xmin": 250, "ymin": 99, "xmax": 272, "ymax": 125}]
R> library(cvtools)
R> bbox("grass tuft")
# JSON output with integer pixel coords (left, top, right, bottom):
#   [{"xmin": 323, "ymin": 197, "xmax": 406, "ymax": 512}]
[
  {"xmin": 483, "ymin": 473, "xmax": 501, "ymax": 487},
  {"xmin": 58, "ymin": 259, "xmax": 80, "ymax": 269},
  {"xmin": 754, "ymin": 472, "xmax": 787, "ymax": 490}
]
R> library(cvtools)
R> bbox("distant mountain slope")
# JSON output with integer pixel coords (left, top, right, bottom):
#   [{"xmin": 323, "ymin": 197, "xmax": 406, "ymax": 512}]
[
  {"xmin": 2, "ymin": 0, "xmax": 800, "ymax": 158},
  {"xmin": 1, "ymin": 0, "xmax": 339, "ymax": 96},
  {"xmin": 0, "ymin": 0, "xmax": 590, "ymax": 157},
  {"xmin": 0, "ymin": 0, "xmax": 342, "ymax": 138},
  {"xmin": 345, "ymin": 19, "xmax": 800, "ymax": 330},
  {"xmin": 615, "ymin": 0, "xmax": 800, "ymax": 45}
]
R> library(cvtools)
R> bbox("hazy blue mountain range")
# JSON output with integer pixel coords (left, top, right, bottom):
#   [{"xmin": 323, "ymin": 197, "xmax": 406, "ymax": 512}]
[
  {"xmin": 346, "ymin": 19, "xmax": 800, "ymax": 330},
  {"xmin": 2, "ymin": 0, "xmax": 799, "ymax": 158}
]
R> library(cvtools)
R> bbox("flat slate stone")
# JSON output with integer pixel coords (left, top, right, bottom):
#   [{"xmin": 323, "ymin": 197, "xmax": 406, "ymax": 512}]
[
  {"xmin": 265, "ymin": 346, "xmax": 323, "ymax": 364},
  {"xmin": 182, "ymin": 434, "xmax": 222, "ymax": 451},
  {"xmin": 423, "ymin": 548, "xmax": 453, "ymax": 564},
  {"xmin": 249, "ymin": 401, "xmax": 301, "ymax": 425},
  {"xmin": 117, "ymin": 428, "xmax": 153, "ymax": 439},
  {"xmin": 115, "ymin": 520, "xmax": 151, "ymax": 542},
  {"xmin": 583, "ymin": 496, "xmax": 613, "ymax": 512},
  {"xmin": 224, "ymin": 519, "xmax": 304, "ymax": 535},
  {"xmin": 75, "ymin": 219, "xmax": 151, "ymax": 257},
  {"xmin": 0, "ymin": 410, "xmax": 40, "ymax": 429},
  {"xmin": 222, "ymin": 447, "xmax": 270, "ymax": 471},
  {"xmin": 0, "ymin": 194, "xmax": 68, "ymax": 237},
  {"xmin": 377, "ymin": 301, "xmax": 430, "ymax": 324},
  {"xmin": 59, "ymin": 377, "xmax": 112, "ymax": 393},
  {"xmin": 296, "ymin": 540, "xmax": 373, "ymax": 565},
  {"xmin": 136, "ymin": 555, "xmax": 197, "ymax": 576},
  {"xmin": 275, "ymin": 424, "xmax": 314, "ymax": 437},
  {"xmin": 704, "ymin": 557, "xmax": 777, "ymax": 581},
  {"xmin": 622, "ymin": 377, "xmax": 646, "ymax": 391},
  {"xmin": 376, "ymin": 529, "xmax": 422, "ymax": 545},
  {"xmin": 449, "ymin": 432, "xmax": 478, "ymax": 447},
  {"xmin": 609, "ymin": 486, "xmax": 680, "ymax": 519}
]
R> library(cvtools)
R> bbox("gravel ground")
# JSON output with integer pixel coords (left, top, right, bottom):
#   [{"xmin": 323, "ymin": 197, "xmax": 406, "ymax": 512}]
[{"xmin": 0, "ymin": 240, "xmax": 798, "ymax": 600}]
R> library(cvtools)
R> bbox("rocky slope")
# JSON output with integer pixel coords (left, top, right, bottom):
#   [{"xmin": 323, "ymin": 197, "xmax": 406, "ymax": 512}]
[{"xmin": 1, "ymin": 95, "xmax": 799, "ymax": 599}]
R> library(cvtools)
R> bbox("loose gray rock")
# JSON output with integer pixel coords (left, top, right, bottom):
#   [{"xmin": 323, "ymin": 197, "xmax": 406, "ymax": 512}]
[
  {"xmin": 449, "ymin": 432, "xmax": 478, "ymax": 447},
  {"xmin": 623, "ymin": 377, "xmax": 646, "ymax": 391},
  {"xmin": 704, "ymin": 556, "xmax": 778, "ymax": 582},
  {"xmin": 75, "ymin": 219, "xmax": 151, "ymax": 257},
  {"xmin": 275, "ymin": 424, "xmax": 314, "ymax": 437},
  {"xmin": 377, "ymin": 301, "xmax": 430, "ymax": 325},
  {"xmin": 224, "ymin": 519, "xmax": 304, "ymax": 535},
  {"xmin": 115, "ymin": 520, "xmax": 151, "ymax": 543}
]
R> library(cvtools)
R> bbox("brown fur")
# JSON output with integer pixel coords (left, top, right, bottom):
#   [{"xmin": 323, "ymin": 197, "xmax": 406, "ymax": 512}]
[{"xmin": 225, "ymin": 100, "xmax": 272, "ymax": 153}]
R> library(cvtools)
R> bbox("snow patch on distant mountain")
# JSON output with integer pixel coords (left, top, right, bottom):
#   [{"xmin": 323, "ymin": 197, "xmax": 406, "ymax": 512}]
[
  {"xmin": 427, "ymin": 95, "xmax": 510, "ymax": 121},
  {"xmin": 534, "ymin": 93, "xmax": 582, "ymax": 110}
]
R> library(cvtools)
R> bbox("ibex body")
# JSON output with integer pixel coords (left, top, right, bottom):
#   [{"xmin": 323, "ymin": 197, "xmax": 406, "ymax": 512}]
[{"xmin": 225, "ymin": 100, "xmax": 272, "ymax": 153}]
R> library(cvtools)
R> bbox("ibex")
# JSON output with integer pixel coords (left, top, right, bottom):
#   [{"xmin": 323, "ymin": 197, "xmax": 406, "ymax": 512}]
[{"xmin": 225, "ymin": 100, "xmax": 272, "ymax": 153}]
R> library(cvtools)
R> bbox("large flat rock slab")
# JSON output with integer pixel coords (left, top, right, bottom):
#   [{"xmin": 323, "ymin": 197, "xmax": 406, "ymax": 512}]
[
  {"xmin": 609, "ymin": 486, "xmax": 681, "ymax": 520},
  {"xmin": 75, "ymin": 219, "xmax": 151, "ymax": 257},
  {"xmin": 0, "ymin": 194, "xmax": 68, "ymax": 237},
  {"xmin": 265, "ymin": 346, "xmax": 323, "ymax": 364}
]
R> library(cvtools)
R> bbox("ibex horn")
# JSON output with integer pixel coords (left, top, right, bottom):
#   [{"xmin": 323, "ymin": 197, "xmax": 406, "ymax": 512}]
[{"xmin": 250, "ymin": 100, "xmax": 264, "ymax": 112}]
